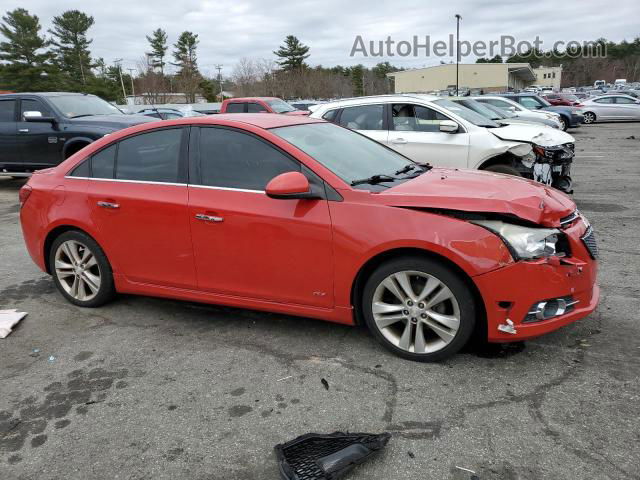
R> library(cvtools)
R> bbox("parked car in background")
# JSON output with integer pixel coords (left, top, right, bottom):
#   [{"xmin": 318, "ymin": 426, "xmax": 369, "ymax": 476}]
[
  {"xmin": 220, "ymin": 97, "xmax": 309, "ymax": 115},
  {"xmin": 450, "ymin": 98, "xmax": 560, "ymax": 129},
  {"xmin": 136, "ymin": 108, "xmax": 185, "ymax": 120},
  {"xmin": 478, "ymin": 102, "xmax": 561, "ymax": 129},
  {"xmin": 310, "ymin": 95, "xmax": 575, "ymax": 192},
  {"xmin": 474, "ymin": 96, "xmax": 563, "ymax": 129},
  {"xmin": 580, "ymin": 94, "xmax": 640, "ymax": 123},
  {"xmin": 290, "ymin": 100, "xmax": 320, "ymax": 111},
  {"xmin": 594, "ymin": 80, "xmax": 606, "ymax": 89},
  {"xmin": 0, "ymin": 92, "xmax": 154, "ymax": 175},
  {"xmin": 495, "ymin": 94, "xmax": 583, "ymax": 131},
  {"xmin": 19, "ymin": 114, "xmax": 599, "ymax": 361},
  {"xmin": 542, "ymin": 93, "xmax": 581, "ymax": 106}
]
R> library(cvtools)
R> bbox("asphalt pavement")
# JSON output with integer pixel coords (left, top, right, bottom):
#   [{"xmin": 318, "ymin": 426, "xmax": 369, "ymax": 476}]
[{"xmin": 1, "ymin": 122, "xmax": 639, "ymax": 480}]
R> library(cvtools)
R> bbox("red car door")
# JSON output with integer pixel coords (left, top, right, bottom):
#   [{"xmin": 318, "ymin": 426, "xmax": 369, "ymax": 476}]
[
  {"xmin": 187, "ymin": 126, "xmax": 334, "ymax": 308},
  {"xmin": 87, "ymin": 127, "xmax": 196, "ymax": 289}
]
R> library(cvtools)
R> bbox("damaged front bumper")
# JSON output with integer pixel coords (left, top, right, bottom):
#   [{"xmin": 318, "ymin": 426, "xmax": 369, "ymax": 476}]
[
  {"xmin": 516, "ymin": 142, "xmax": 575, "ymax": 193},
  {"xmin": 472, "ymin": 213, "xmax": 599, "ymax": 342}
]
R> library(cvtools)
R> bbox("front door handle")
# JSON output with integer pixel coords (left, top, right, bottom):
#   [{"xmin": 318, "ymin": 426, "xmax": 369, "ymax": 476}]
[
  {"xmin": 97, "ymin": 201, "xmax": 120, "ymax": 209},
  {"xmin": 390, "ymin": 138, "xmax": 407, "ymax": 144},
  {"xmin": 195, "ymin": 213, "xmax": 224, "ymax": 223},
  {"xmin": 18, "ymin": 128, "xmax": 29, "ymax": 133}
]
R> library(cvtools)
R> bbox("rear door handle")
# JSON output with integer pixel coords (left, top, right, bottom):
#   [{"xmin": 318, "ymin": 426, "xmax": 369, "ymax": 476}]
[
  {"xmin": 18, "ymin": 128, "xmax": 29, "ymax": 133},
  {"xmin": 195, "ymin": 213, "xmax": 224, "ymax": 223},
  {"xmin": 390, "ymin": 138, "xmax": 407, "ymax": 144},
  {"xmin": 97, "ymin": 201, "xmax": 119, "ymax": 209}
]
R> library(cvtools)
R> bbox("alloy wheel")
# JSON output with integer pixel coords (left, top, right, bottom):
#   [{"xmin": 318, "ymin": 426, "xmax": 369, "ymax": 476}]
[
  {"xmin": 558, "ymin": 117, "xmax": 567, "ymax": 130},
  {"xmin": 54, "ymin": 240, "xmax": 102, "ymax": 302},
  {"xmin": 583, "ymin": 112, "xmax": 595, "ymax": 124},
  {"xmin": 371, "ymin": 270, "xmax": 461, "ymax": 354}
]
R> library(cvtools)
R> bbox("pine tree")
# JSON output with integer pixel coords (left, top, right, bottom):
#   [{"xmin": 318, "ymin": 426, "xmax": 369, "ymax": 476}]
[
  {"xmin": 146, "ymin": 28, "xmax": 168, "ymax": 74},
  {"xmin": 172, "ymin": 31, "xmax": 200, "ymax": 103},
  {"xmin": 49, "ymin": 10, "xmax": 94, "ymax": 85},
  {"xmin": 274, "ymin": 35, "xmax": 310, "ymax": 71},
  {"xmin": 0, "ymin": 8, "xmax": 53, "ymax": 91}
]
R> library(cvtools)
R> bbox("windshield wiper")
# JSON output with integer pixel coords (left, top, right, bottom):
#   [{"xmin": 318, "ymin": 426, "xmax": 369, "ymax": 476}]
[
  {"xmin": 394, "ymin": 164, "xmax": 416, "ymax": 175},
  {"xmin": 350, "ymin": 174, "xmax": 397, "ymax": 186},
  {"xmin": 69, "ymin": 114, "xmax": 98, "ymax": 119}
]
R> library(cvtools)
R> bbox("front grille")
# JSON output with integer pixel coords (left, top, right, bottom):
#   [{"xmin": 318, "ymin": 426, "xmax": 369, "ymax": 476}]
[{"xmin": 581, "ymin": 226, "xmax": 598, "ymax": 259}]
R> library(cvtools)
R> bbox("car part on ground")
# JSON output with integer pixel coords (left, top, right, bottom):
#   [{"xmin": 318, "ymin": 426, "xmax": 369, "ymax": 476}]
[
  {"xmin": 275, "ymin": 432, "xmax": 391, "ymax": 480},
  {"xmin": 20, "ymin": 114, "xmax": 599, "ymax": 361}
]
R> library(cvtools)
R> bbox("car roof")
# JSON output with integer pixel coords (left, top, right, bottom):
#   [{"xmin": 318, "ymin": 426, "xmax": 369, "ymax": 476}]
[
  {"xmin": 226, "ymin": 97, "xmax": 281, "ymax": 102},
  {"xmin": 166, "ymin": 113, "xmax": 324, "ymax": 129},
  {"xmin": 0, "ymin": 92, "xmax": 91, "ymax": 98},
  {"xmin": 315, "ymin": 94, "xmax": 441, "ymax": 109}
]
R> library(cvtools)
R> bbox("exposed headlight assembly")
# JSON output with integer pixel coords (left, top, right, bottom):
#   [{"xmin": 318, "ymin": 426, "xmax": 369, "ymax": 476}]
[{"xmin": 472, "ymin": 220, "xmax": 563, "ymax": 259}]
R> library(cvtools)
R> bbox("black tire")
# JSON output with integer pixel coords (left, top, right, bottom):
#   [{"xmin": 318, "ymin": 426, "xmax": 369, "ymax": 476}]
[
  {"xmin": 558, "ymin": 116, "xmax": 568, "ymax": 131},
  {"xmin": 582, "ymin": 112, "xmax": 596, "ymax": 124},
  {"xmin": 49, "ymin": 230, "xmax": 115, "ymax": 307},
  {"xmin": 361, "ymin": 256, "xmax": 476, "ymax": 362},
  {"xmin": 484, "ymin": 164, "xmax": 521, "ymax": 176}
]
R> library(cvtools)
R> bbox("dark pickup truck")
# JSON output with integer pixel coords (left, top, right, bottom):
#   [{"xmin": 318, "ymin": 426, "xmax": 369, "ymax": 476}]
[{"xmin": 0, "ymin": 92, "xmax": 154, "ymax": 175}]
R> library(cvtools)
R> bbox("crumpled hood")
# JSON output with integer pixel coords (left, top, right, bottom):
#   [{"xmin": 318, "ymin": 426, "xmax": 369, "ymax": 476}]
[
  {"xmin": 70, "ymin": 114, "xmax": 156, "ymax": 129},
  {"xmin": 378, "ymin": 168, "xmax": 575, "ymax": 227},
  {"xmin": 490, "ymin": 124, "xmax": 574, "ymax": 147}
]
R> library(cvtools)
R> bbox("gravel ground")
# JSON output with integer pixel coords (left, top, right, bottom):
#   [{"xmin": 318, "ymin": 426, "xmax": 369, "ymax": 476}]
[{"xmin": 1, "ymin": 122, "xmax": 639, "ymax": 480}]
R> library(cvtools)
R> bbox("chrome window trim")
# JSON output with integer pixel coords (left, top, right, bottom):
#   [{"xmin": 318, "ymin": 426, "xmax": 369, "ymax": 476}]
[{"xmin": 64, "ymin": 176, "xmax": 265, "ymax": 193}]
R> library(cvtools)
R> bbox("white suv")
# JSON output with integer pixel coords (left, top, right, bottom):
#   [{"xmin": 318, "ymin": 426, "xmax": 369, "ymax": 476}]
[{"xmin": 309, "ymin": 95, "xmax": 575, "ymax": 192}]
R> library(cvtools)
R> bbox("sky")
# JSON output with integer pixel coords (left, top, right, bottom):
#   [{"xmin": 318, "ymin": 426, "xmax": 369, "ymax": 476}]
[{"xmin": 3, "ymin": 0, "xmax": 640, "ymax": 77}]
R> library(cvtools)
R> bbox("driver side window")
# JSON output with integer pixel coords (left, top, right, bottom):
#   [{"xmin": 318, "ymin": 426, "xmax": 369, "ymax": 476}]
[
  {"xmin": 391, "ymin": 104, "xmax": 448, "ymax": 132},
  {"xmin": 20, "ymin": 99, "xmax": 51, "ymax": 119}
]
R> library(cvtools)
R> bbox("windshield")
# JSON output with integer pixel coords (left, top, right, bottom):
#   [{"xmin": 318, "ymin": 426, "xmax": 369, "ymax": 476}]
[
  {"xmin": 531, "ymin": 95, "xmax": 552, "ymax": 107},
  {"xmin": 266, "ymin": 99, "xmax": 296, "ymax": 113},
  {"xmin": 452, "ymin": 99, "xmax": 503, "ymax": 121},
  {"xmin": 433, "ymin": 99, "xmax": 500, "ymax": 128},
  {"xmin": 271, "ymin": 123, "xmax": 417, "ymax": 185},
  {"xmin": 481, "ymin": 102, "xmax": 512, "ymax": 119},
  {"xmin": 48, "ymin": 95, "xmax": 123, "ymax": 118}
]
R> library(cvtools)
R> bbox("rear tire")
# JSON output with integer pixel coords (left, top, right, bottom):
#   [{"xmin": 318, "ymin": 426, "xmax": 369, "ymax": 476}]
[
  {"xmin": 483, "ymin": 164, "xmax": 521, "ymax": 176},
  {"xmin": 361, "ymin": 256, "xmax": 476, "ymax": 362},
  {"xmin": 49, "ymin": 231, "xmax": 115, "ymax": 307}
]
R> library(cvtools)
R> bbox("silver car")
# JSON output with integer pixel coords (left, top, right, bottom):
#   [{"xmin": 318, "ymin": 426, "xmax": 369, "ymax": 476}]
[{"xmin": 581, "ymin": 95, "xmax": 640, "ymax": 123}]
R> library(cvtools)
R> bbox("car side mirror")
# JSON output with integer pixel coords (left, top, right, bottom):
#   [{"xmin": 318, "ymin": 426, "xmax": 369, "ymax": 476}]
[
  {"xmin": 266, "ymin": 172, "xmax": 320, "ymax": 200},
  {"xmin": 439, "ymin": 120, "xmax": 459, "ymax": 133},
  {"xmin": 24, "ymin": 111, "xmax": 56, "ymax": 124},
  {"xmin": 507, "ymin": 106, "xmax": 517, "ymax": 112}
]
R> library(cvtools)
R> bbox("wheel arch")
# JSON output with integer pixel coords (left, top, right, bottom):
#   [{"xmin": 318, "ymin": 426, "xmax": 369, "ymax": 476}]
[
  {"xmin": 43, "ymin": 225, "xmax": 100, "ymax": 274},
  {"xmin": 349, "ymin": 247, "xmax": 487, "ymax": 339},
  {"xmin": 478, "ymin": 152, "xmax": 519, "ymax": 170},
  {"xmin": 62, "ymin": 137, "xmax": 94, "ymax": 159}
]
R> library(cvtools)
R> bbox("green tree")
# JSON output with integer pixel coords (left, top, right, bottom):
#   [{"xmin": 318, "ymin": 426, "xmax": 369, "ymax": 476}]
[
  {"xmin": 476, "ymin": 54, "xmax": 503, "ymax": 63},
  {"xmin": 0, "ymin": 8, "xmax": 54, "ymax": 91},
  {"xmin": 49, "ymin": 10, "xmax": 94, "ymax": 85},
  {"xmin": 146, "ymin": 28, "xmax": 168, "ymax": 74},
  {"xmin": 172, "ymin": 31, "xmax": 200, "ymax": 103},
  {"xmin": 349, "ymin": 64, "xmax": 365, "ymax": 96},
  {"xmin": 274, "ymin": 35, "xmax": 310, "ymax": 71}
]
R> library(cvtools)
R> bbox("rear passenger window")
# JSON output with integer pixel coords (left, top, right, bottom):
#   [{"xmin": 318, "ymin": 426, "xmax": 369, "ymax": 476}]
[
  {"xmin": 198, "ymin": 127, "xmax": 299, "ymax": 190},
  {"xmin": 339, "ymin": 104, "xmax": 384, "ymax": 130},
  {"xmin": 115, "ymin": 128, "xmax": 182, "ymax": 183},
  {"xmin": 225, "ymin": 103, "xmax": 245, "ymax": 113},
  {"xmin": 0, "ymin": 100, "xmax": 16, "ymax": 122},
  {"xmin": 69, "ymin": 159, "xmax": 90, "ymax": 177},
  {"xmin": 247, "ymin": 103, "xmax": 268, "ymax": 113},
  {"xmin": 91, "ymin": 145, "xmax": 116, "ymax": 179}
]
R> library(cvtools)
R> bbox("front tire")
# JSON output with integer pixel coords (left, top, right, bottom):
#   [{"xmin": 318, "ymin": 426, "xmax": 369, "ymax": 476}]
[
  {"xmin": 361, "ymin": 256, "xmax": 476, "ymax": 362},
  {"xmin": 582, "ymin": 112, "xmax": 596, "ymax": 124},
  {"xmin": 558, "ymin": 116, "xmax": 568, "ymax": 131},
  {"xmin": 483, "ymin": 164, "xmax": 521, "ymax": 176},
  {"xmin": 49, "ymin": 231, "xmax": 115, "ymax": 307}
]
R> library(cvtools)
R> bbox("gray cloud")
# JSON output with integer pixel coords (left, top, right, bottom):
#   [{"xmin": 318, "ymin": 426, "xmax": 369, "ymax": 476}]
[{"xmin": 3, "ymin": 0, "xmax": 639, "ymax": 76}]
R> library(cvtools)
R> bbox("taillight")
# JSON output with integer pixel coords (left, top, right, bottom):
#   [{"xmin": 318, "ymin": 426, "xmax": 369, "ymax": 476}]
[{"xmin": 19, "ymin": 184, "xmax": 32, "ymax": 207}]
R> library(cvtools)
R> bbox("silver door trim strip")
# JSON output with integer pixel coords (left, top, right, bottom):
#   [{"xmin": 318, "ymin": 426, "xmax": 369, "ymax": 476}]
[{"xmin": 64, "ymin": 176, "xmax": 265, "ymax": 193}]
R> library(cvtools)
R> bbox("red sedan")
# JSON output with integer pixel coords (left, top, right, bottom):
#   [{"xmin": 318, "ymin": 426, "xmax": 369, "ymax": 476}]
[{"xmin": 19, "ymin": 114, "xmax": 599, "ymax": 361}]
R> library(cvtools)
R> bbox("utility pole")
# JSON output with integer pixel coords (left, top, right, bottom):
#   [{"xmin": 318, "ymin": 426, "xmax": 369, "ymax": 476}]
[
  {"xmin": 114, "ymin": 59, "xmax": 127, "ymax": 102},
  {"xmin": 127, "ymin": 68, "xmax": 136, "ymax": 101},
  {"xmin": 455, "ymin": 14, "xmax": 462, "ymax": 96},
  {"xmin": 214, "ymin": 64, "xmax": 223, "ymax": 101}
]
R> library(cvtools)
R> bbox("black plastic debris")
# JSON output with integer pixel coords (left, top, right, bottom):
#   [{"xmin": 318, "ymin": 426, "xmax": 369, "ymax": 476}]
[{"xmin": 275, "ymin": 431, "xmax": 391, "ymax": 480}]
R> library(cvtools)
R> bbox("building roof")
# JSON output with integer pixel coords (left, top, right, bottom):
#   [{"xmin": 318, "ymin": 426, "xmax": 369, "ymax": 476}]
[{"xmin": 387, "ymin": 63, "xmax": 537, "ymax": 82}]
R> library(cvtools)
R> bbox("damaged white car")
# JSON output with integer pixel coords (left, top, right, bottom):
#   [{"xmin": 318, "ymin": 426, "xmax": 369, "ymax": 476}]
[{"xmin": 309, "ymin": 94, "xmax": 575, "ymax": 193}]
